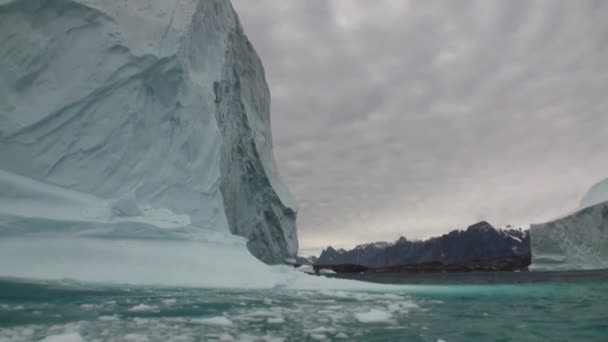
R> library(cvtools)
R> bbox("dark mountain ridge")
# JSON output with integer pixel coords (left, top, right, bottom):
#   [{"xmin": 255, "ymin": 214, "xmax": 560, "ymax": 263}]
[{"xmin": 316, "ymin": 221, "xmax": 529, "ymax": 268}]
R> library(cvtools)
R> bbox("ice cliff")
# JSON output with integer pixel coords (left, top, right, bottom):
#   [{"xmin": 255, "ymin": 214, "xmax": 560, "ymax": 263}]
[
  {"xmin": 0, "ymin": 0, "xmax": 297, "ymax": 267},
  {"xmin": 530, "ymin": 180, "xmax": 608, "ymax": 271}
]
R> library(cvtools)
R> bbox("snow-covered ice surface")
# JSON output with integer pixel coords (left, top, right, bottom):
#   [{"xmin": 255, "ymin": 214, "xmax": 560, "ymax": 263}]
[{"xmin": 530, "ymin": 200, "xmax": 608, "ymax": 271}]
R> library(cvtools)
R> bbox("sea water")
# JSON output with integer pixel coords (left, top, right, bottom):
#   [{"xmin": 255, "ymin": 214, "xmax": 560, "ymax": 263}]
[{"xmin": 1, "ymin": 272, "xmax": 607, "ymax": 342}]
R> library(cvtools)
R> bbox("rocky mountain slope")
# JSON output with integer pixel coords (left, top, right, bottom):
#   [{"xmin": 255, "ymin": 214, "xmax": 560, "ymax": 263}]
[{"xmin": 317, "ymin": 222, "xmax": 529, "ymax": 268}]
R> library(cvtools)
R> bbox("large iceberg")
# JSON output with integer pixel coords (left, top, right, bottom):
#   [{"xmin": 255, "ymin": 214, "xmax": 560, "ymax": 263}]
[
  {"xmin": 530, "ymin": 179, "xmax": 608, "ymax": 271},
  {"xmin": 0, "ymin": 0, "xmax": 303, "ymax": 286}
]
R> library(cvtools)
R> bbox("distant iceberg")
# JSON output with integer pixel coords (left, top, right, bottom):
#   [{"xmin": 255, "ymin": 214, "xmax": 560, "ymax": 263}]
[{"xmin": 530, "ymin": 179, "xmax": 608, "ymax": 271}]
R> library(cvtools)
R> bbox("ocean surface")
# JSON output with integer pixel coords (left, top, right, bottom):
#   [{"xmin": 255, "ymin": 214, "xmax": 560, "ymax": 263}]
[{"xmin": 1, "ymin": 271, "xmax": 607, "ymax": 342}]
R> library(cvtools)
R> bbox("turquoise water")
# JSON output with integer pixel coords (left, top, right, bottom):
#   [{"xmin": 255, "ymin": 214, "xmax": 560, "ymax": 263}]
[{"xmin": 1, "ymin": 274, "xmax": 607, "ymax": 341}]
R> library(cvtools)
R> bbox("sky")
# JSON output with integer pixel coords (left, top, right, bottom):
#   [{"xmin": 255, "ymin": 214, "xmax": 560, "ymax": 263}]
[{"xmin": 231, "ymin": 0, "xmax": 608, "ymax": 250}]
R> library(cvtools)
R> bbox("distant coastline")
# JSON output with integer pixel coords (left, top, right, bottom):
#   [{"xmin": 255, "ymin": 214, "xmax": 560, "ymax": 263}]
[{"xmin": 297, "ymin": 221, "xmax": 531, "ymax": 275}]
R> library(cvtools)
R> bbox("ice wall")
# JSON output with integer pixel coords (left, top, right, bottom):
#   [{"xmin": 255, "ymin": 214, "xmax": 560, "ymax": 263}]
[
  {"xmin": 0, "ymin": 0, "xmax": 297, "ymax": 265},
  {"xmin": 530, "ymin": 201, "xmax": 608, "ymax": 271}
]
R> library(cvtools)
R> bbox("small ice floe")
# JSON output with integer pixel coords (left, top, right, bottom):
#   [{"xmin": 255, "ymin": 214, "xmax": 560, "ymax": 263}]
[
  {"xmin": 128, "ymin": 304, "xmax": 159, "ymax": 312},
  {"xmin": 309, "ymin": 327, "xmax": 337, "ymax": 335},
  {"xmin": 354, "ymin": 309, "xmax": 393, "ymax": 323},
  {"xmin": 124, "ymin": 333, "xmax": 149, "ymax": 342},
  {"xmin": 267, "ymin": 317, "xmax": 285, "ymax": 324},
  {"xmin": 98, "ymin": 315, "xmax": 120, "ymax": 321},
  {"xmin": 219, "ymin": 332, "xmax": 235, "ymax": 341},
  {"xmin": 309, "ymin": 333, "xmax": 327, "ymax": 341},
  {"xmin": 325, "ymin": 305, "xmax": 343, "ymax": 310},
  {"xmin": 80, "ymin": 303, "xmax": 102, "ymax": 310},
  {"xmin": 191, "ymin": 316, "xmax": 233, "ymax": 327},
  {"xmin": 246, "ymin": 309, "xmax": 281, "ymax": 318},
  {"xmin": 335, "ymin": 332, "xmax": 349, "ymax": 339},
  {"xmin": 39, "ymin": 332, "xmax": 84, "ymax": 342},
  {"xmin": 162, "ymin": 298, "xmax": 177, "ymax": 305}
]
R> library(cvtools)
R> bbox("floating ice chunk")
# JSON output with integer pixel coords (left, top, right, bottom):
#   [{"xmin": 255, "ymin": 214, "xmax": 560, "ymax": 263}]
[
  {"xmin": 325, "ymin": 305, "xmax": 343, "ymax": 310},
  {"xmin": 39, "ymin": 333, "xmax": 84, "ymax": 342},
  {"xmin": 80, "ymin": 303, "xmax": 102, "ymax": 310},
  {"xmin": 219, "ymin": 332, "xmax": 235, "ymax": 342},
  {"xmin": 98, "ymin": 315, "xmax": 120, "ymax": 321},
  {"xmin": 335, "ymin": 333, "xmax": 349, "ymax": 339},
  {"xmin": 128, "ymin": 304, "xmax": 159, "ymax": 313},
  {"xmin": 247, "ymin": 309, "xmax": 281, "ymax": 317},
  {"xmin": 162, "ymin": 298, "xmax": 177, "ymax": 305},
  {"xmin": 124, "ymin": 334, "xmax": 149, "ymax": 342},
  {"xmin": 354, "ymin": 309, "xmax": 393, "ymax": 323},
  {"xmin": 191, "ymin": 316, "xmax": 233, "ymax": 327},
  {"xmin": 309, "ymin": 327, "xmax": 336, "ymax": 334},
  {"xmin": 235, "ymin": 334, "xmax": 284, "ymax": 342},
  {"xmin": 309, "ymin": 334, "xmax": 327, "ymax": 341},
  {"xmin": 267, "ymin": 317, "xmax": 285, "ymax": 324}
]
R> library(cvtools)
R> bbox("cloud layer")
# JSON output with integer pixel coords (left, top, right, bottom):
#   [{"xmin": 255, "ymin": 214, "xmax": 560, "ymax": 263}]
[{"xmin": 232, "ymin": 0, "xmax": 608, "ymax": 248}]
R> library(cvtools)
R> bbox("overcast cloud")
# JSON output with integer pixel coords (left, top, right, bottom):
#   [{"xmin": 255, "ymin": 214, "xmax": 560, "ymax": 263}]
[{"xmin": 231, "ymin": 0, "xmax": 608, "ymax": 249}]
